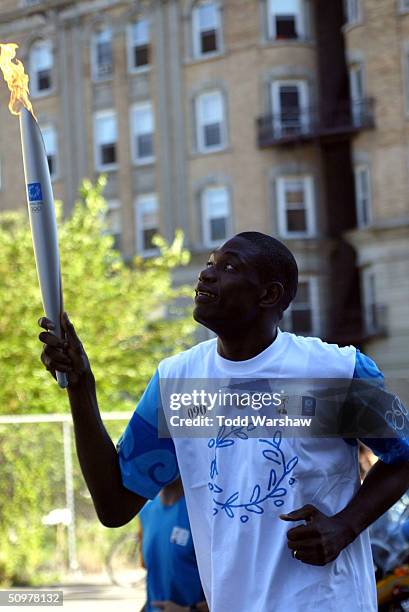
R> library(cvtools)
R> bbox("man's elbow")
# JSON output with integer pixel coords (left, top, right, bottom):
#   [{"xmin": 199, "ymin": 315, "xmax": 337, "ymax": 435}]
[{"xmin": 95, "ymin": 489, "xmax": 147, "ymax": 528}]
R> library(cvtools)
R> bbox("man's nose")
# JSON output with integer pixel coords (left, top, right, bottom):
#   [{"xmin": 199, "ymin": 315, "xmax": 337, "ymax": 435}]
[{"xmin": 198, "ymin": 266, "xmax": 217, "ymax": 283}]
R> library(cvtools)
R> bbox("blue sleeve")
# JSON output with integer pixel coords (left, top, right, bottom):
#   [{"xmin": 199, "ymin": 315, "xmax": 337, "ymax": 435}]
[
  {"xmin": 353, "ymin": 350, "xmax": 409, "ymax": 464},
  {"xmin": 116, "ymin": 370, "xmax": 179, "ymax": 499}
]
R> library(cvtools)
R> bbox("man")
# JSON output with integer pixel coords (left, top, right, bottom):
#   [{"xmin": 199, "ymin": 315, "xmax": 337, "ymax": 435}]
[
  {"xmin": 38, "ymin": 231, "xmax": 409, "ymax": 611},
  {"xmin": 138, "ymin": 477, "xmax": 208, "ymax": 612}
]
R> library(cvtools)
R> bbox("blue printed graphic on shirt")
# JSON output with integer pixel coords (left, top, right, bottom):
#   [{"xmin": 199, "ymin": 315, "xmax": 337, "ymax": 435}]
[
  {"xmin": 117, "ymin": 370, "xmax": 179, "ymax": 500},
  {"xmin": 353, "ymin": 350, "xmax": 409, "ymax": 464}
]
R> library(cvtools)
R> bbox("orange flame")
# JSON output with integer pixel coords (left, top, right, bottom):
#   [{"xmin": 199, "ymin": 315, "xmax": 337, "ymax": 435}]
[{"xmin": 0, "ymin": 43, "xmax": 35, "ymax": 117}]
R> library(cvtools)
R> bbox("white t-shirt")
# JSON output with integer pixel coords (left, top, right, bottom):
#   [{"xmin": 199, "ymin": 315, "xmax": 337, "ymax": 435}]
[{"xmin": 117, "ymin": 329, "xmax": 378, "ymax": 611}]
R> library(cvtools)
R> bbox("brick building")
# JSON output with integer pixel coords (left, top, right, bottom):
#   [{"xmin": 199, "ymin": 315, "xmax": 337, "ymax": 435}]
[{"xmin": 0, "ymin": 0, "xmax": 408, "ymax": 374}]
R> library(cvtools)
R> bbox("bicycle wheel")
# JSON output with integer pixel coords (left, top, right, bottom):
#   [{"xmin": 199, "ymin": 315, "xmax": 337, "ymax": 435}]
[{"xmin": 106, "ymin": 533, "xmax": 145, "ymax": 588}]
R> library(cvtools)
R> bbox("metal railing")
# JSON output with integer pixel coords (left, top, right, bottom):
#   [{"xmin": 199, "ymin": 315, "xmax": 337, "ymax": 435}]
[{"xmin": 257, "ymin": 98, "xmax": 375, "ymax": 147}]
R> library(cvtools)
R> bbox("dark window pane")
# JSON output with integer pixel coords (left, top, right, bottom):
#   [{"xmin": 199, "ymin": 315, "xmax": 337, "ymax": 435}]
[
  {"xmin": 286, "ymin": 209, "xmax": 306, "ymax": 232},
  {"xmin": 38, "ymin": 70, "xmax": 51, "ymax": 91},
  {"xmin": 47, "ymin": 155, "xmax": 55, "ymax": 176},
  {"xmin": 134, "ymin": 45, "xmax": 149, "ymax": 67},
  {"xmin": 143, "ymin": 228, "xmax": 157, "ymax": 251},
  {"xmin": 201, "ymin": 29, "xmax": 217, "ymax": 53},
  {"xmin": 210, "ymin": 217, "xmax": 227, "ymax": 241},
  {"xmin": 291, "ymin": 309, "xmax": 312, "ymax": 334},
  {"xmin": 279, "ymin": 88, "xmax": 301, "ymax": 132},
  {"xmin": 101, "ymin": 144, "xmax": 116, "ymax": 165},
  {"xmin": 137, "ymin": 134, "xmax": 154, "ymax": 158},
  {"xmin": 275, "ymin": 15, "xmax": 298, "ymax": 39},
  {"xmin": 97, "ymin": 42, "xmax": 112, "ymax": 74},
  {"xmin": 204, "ymin": 123, "xmax": 221, "ymax": 147}
]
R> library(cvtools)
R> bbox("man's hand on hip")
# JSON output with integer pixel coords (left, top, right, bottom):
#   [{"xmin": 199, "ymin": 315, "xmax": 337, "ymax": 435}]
[{"xmin": 280, "ymin": 504, "xmax": 356, "ymax": 566}]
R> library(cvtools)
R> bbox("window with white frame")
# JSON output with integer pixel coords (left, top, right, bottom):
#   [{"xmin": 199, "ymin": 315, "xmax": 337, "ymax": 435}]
[
  {"xmin": 283, "ymin": 278, "xmax": 318, "ymax": 336},
  {"xmin": 131, "ymin": 102, "xmax": 155, "ymax": 164},
  {"xmin": 192, "ymin": 1, "xmax": 221, "ymax": 57},
  {"xmin": 271, "ymin": 80, "xmax": 310, "ymax": 137},
  {"xmin": 91, "ymin": 27, "xmax": 113, "ymax": 80},
  {"xmin": 344, "ymin": 0, "xmax": 361, "ymax": 24},
  {"xmin": 195, "ymin": 90, "xmax": 226, "ymax": 152},
  {"xmin": 349, "ymin": 63, "xmax": 364, "ymax": 126},
  {"xmin": 94, "ymin": 111, "xmax": 117, "ymax": 171},
  {"xmin": 41, "ymin": 125, "xmax": 58, "ymax": 179},
  {"xmin": 29, "ymin": 40, "xmax": 53, "ymax": 95},
  {"xmin": 127, "ymin": 18, "xmax": 150, "ymax": 71},
  {"xmin": 135, "ymin": 194, "xmax": 159, "ymax": 255},
  {"xmin": 103, "ymin": 200, "xmax": 122, "ymax": 251},
  {"xmin": 201, "ymin": 185, "xmax": 230, "ymax": 247},
  {"xmin": 362, "ymin": 268, "xmax": 378, "ymax": 333},
  {"xmin": 354, "ymin": 165, "xmax": 372, "ymax": 228},
  {"xmin": 276, "ymin": 176, "xmax": 315, "ymax": 237},
  {"xmin": 267, "ymin": 0, "xmax": 306, "ymax": 40}
]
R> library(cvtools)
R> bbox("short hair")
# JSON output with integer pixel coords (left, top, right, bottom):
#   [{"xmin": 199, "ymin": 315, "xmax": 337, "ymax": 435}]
[{"xmin": 236, "ymin": 231, "xmax": 298, "ymax": 318}]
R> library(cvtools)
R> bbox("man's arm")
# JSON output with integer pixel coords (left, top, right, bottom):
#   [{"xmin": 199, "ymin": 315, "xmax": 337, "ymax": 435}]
[
  {"xmin": 39, "ymin": 313, "xmax": 146, "ymax": 527},
  {"xmin": 280, "ymin": 458, "xmax": 409, "ymax": 566}
]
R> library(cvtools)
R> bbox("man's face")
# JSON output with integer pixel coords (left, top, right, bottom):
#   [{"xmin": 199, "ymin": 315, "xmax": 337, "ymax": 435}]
[{"xmin": 193, "ymin": 236, "xmax": 268, "ymax": 333}]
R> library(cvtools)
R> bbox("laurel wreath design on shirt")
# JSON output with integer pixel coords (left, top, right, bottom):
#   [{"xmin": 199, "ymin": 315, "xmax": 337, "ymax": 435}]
[{"xmin": 208, "ymin": 427, "xmax": 298, "ymax": 522}]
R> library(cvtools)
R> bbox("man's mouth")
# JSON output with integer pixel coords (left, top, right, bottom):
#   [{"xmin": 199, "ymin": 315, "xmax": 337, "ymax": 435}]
[{"xmin": 194, "ymin": 289, "xmax": 218, "ymax": 301}]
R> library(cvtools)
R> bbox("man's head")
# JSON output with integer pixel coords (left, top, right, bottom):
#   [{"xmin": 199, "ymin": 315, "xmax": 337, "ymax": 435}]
[{"xmin": 193, "ymin": 231, "xmax": 298, "ymax": 336}]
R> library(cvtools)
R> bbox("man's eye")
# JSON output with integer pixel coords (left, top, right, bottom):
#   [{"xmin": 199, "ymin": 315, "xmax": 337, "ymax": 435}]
[
  {"xmin": 206, "ymin": 261, "xmax": 213, "ymax": 267},
  {"xmin": 224, "ymin": 263, "xmax": 235, "ymax": 271}
]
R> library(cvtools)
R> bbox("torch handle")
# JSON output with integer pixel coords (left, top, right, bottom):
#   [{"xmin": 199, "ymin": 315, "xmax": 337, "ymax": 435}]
[{"xmin": 56, "ymin": 371, "xmax": 69, "ymax": 389}]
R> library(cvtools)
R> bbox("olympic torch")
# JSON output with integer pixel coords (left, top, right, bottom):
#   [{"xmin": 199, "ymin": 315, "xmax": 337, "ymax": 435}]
[{"xmin": 0, "ymin": 43, "xmax": 68, "ymax": 388}]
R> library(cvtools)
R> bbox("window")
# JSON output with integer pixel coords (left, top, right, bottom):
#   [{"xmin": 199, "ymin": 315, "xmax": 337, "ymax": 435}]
[
  {"xmin": 354, "ymin": 165, "xmax": 372, "ymax": 228},
  {"xmin": 196, "ymin": 90, "xmax": 226, "ymax": 152},
  {"xmin": 192, "ymin": 1, "xmax": 221, "ymax": 57},
  {"xmin": 91, "ymin": 27, "xmax": 113, "ymax": 80},
  {"xmin": 41, "ymin": 125, "xmax": 58, "ymax": 179},
  {"xmin": 362, "ymin": 269, "xmax": 378, "ymax": 334},
  {"xmin": 267, "ymin": 0, "xmax": 305, "ymax": 40},
  {"xmin": 130, "ymin": 103, "xmax": 155, "ymax": 164},
  {"xmin": 30, "ymin": 40, "xmax": 53, "ymax": 95},
  {"xmin": 349, "ymin": 64, "xmax": 364, "ymax": 126},
  {"xmin": 276, "ymin": 176, "xmax": 316, "ymax": 237},
  {"xmin": 127, "ymin": 18, "xmax": 150, "ymax": 71},
  {"xmin": 344, "ymin": 0, "xmax": 360, "ymax": 24},
  {"xmin": 135, "ymin": 194, "xmax": 159, "ymax": 255},
  {"xmin": 201, "ymin": 186, "xmax": 230, "ymax": 247},
  {"xmin": 284, "ymin": 279, "xmax": 318, "ymax": 336},
  {"xmin": 103, "ymin": 200, "xmax": 122, "ymax": 251},
  {"xmin": 94, "ymin": 111, "xmax": 117, "ymax": 171},
  {"xmin": 271, "ymin": 80, "xmax": 309, "ymax": 137}
]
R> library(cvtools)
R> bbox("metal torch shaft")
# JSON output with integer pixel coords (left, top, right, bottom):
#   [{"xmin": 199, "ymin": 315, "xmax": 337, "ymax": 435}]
[{"xmin": 19, "ymin": 108, "xmax": 68, "ymax": 389}]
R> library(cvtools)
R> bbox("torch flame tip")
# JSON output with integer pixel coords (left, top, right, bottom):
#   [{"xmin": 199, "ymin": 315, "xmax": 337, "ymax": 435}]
[{"xmin": 0, "ymin": 42, "xmax": 34, "ymax": 117}]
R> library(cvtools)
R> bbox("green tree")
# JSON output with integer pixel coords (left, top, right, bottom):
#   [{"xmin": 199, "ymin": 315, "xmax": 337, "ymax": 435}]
[{"xmin": 0, "ymin": 177, "xmax": 196, "ymax": 584}]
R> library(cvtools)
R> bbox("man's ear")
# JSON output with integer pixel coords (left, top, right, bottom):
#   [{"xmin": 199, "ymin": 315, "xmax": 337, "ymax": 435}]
[{"xmin": 260, "ymin": 282, "xmax": 284, "ymax": 308}]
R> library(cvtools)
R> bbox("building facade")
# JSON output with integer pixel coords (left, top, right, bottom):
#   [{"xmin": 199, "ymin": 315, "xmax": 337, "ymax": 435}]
[{"xmin": 0, "ymin": 0, "xmax": 407, "ymax": 374}]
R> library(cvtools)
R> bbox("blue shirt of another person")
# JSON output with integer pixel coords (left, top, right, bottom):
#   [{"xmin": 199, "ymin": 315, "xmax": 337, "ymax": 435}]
[{"xmin": 139, "ymin": 494, "xmax": 205, "ymax": 612}]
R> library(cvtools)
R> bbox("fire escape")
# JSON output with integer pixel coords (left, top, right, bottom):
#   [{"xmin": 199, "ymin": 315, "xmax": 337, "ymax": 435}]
[{"xmin": 255, "ymin": 0, "xmax": 380, "ymax": 345}]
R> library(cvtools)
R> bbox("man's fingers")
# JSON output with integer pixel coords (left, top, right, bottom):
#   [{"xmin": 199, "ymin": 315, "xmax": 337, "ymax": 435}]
[
  {"xmin": 61, "ymin": 312, "xmax": 82, "ymax": 349},
  {"xmin": 286, "ymin": 525, "xmax": 317, "ymax": 541},
  {"xmin": 280, "ymin": 504, "xmax": 317, "ymax": 522},
  {"xmin": 38, "ymin": 316, "xmax": 55, "ymax": 331},
  {"xmin": 287, "ymin": 537, "xmax": 316, "ymax": 551},
  {"xmin": 39, "ymin": 331, "xmax": 65, "ymax": 349}
]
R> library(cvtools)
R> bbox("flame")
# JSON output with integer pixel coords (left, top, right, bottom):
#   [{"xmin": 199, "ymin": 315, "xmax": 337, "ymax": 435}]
[{"xmin": 0, "ymin": 43, "xmax": 35, "ymax": 117}]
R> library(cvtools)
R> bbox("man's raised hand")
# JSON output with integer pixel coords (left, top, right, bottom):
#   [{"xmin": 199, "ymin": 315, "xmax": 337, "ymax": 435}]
[{"xmin": 38, "ymin": 312, "xmax": 92, "ymax": 387}]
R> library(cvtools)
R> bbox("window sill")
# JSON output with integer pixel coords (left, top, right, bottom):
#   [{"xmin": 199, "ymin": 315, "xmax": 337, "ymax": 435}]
[
  {"xmin": 128, "ymin": 65, "xmax": 151, "ymax": 76},
  {"xmin": 342, "ymin": 20, "xmax": 364, "ymax": 34},
  {"xmin": 92, "ymin": 76, "xmax": 114, "ymax": 85},
  {"xmin": 31, "ymin": 88, "xmax": 56, "ymax": 100},
  {"xmin": 95, "ymin": 165, "xmax": 118, "ymax": 173},
  {"xmin": 184, "ymin": 50, "xmax": 225, "ymax": 66},
  {"xmin": 261, "ymin": 37, "xmax": 315, "ymax": 48},
  {"xmin": 132, "ymin": 158, "xmax": 156, "ymax": 167},
  {"xmin": 190, "ymin": 145, "xmax": 231, "ymax": 159}
]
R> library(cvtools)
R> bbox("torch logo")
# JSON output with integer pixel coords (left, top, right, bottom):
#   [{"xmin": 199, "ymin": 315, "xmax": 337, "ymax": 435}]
[{"xmin": 27, "ymin": 182, "xmax": 43, "ymax": 203}]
